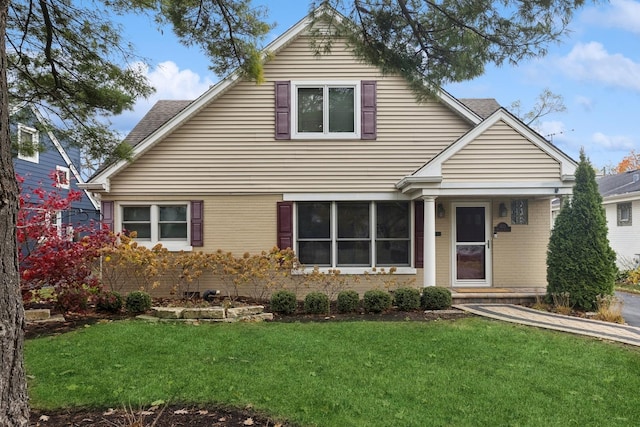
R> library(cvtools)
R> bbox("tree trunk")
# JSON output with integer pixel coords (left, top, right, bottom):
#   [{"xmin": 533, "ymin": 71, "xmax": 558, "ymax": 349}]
[{"xmin": 0, "ymin": 0, "xmax": 30, "ymax": 424}]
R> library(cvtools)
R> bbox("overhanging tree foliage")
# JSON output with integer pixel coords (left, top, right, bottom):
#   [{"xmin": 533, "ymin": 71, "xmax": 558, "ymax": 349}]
[
  {"xmin": 1, "ymin": 0, "xmax": 594, "ymax": 424},
  {"xmin": 547, "ymin": 150, "xmax": 617, "ymax": 311}
]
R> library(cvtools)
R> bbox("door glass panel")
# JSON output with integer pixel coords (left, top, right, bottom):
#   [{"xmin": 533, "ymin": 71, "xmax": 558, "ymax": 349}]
[
  {"xmin": 455, "ymin": 206, "xmax": 487, "ymax": 281},
  {"xmin": 456, "ymin": 245, "xmax": 485, "ymax": 279},
  {"xmin": 456, "ymin": 207, "xmax": 485, "ymax": 242}
]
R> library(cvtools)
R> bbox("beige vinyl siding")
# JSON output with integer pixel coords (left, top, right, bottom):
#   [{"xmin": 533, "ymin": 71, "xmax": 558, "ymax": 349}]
[
  {"xmin": 108, "ymin": 36, "xmax": 471, "ymax": 196},
  {"xmin": 441, "ymin": 120, "xmax": 561, "ymax": 182}
]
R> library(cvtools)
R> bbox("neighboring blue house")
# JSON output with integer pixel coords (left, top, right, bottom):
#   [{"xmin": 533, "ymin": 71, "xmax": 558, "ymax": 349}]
[{"xmin": 11, "ymin": 104, "xmax": 100, "ymax": 233}]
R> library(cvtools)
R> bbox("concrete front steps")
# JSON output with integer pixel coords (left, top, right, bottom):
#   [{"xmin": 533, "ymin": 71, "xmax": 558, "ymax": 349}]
[
  {"xmin": 138, "ymin": 305, "xmax": 273, "ymax": 323},
  {"xmin": 451, "ymin": 287, "xmax": 545, "ymax": 305}
]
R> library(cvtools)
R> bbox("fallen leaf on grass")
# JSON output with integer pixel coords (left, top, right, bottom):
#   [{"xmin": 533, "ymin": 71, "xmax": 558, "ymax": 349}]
[
  {"xmin": 244, "ymin": 418, "xmax": 255, "ymax": 426},
  {"xmin": 38, "ymin": 415, "xmax": 49, "ymax": 422}
]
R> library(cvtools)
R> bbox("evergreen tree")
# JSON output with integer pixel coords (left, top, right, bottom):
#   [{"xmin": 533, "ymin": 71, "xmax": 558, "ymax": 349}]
[{"xmin": 547, "ymin": 149, "xmax": 617, "ymax": 311}]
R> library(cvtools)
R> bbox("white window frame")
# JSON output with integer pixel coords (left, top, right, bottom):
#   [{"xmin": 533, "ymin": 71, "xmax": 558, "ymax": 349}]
[
  {"xmin": 618, "ymin": 202, "xmax": 632, "ymax": 226},
  {"xmin": 55, "ymin": 165, "xmax": 71, "ymax": 189},
  {"xmin": 291, "ymin": 80, "xmax": 361, "ymax": 139},
  {"xmin": 294, "ymin": 200, "xmax": 415, "ymax": 274},
  {"xmin": 117, "ymin": 202, "xmax": 192, "ymax": 251},
  {"xmin": 17, "ymin": 124, "xmax": 39, "ymax": 163}
]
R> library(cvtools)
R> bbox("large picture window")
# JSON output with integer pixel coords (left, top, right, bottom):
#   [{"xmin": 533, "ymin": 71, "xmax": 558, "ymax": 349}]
[
  {"xmin": 293, "ymin": 82, "xmax": 359, "ymax": 138},
  {"xmin": 296, "ymin": 201, "xmax": 410, "ymax": 268}
]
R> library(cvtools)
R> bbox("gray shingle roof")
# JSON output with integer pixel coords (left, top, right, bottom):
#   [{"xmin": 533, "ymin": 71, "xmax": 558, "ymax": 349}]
[
  {"xmin": 124, "ymin": 100, "xmax": 192, "ymax": 147},
  {"xmin": 597, "ymin": 170, "xmax": 640, "ymax": 198},
  {"xmin": 459, "ymin": 98, "xmax": 501, "ymax": 119}
]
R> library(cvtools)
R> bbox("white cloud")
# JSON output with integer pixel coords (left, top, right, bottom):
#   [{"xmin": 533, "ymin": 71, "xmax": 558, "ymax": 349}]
[
  {"xmin": 112, "ymin": 61, "xmax": 215, "ymax": 135},
  {"xmin": 575, "ymin": 96, "xmax": 594, "ymax": 112},
  {"xmin": 558, "ymin": 42, "xmax": 640, "ymax": 91},
  {"xmin": 584, "ymin": 0, "xmax": 640, "ymax": 34},
  {"xmin": 535, "ymin": 120, "xmax": 567, "ymax": 142},
  {"xmin": 591, "ymin": 132, "xmax": 635, "ymax": 150}
]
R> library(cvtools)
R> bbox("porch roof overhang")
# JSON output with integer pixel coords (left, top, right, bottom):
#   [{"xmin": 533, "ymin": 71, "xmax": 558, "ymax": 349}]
[{"xmin": 395, "ymin": 176, "xmax": 576, "ymax": 198}]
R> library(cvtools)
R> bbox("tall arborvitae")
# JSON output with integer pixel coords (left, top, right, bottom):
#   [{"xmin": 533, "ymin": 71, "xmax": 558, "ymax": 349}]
[{"xmin": 547, "ymin": 149, "xmax": 617, "ymax": 311}]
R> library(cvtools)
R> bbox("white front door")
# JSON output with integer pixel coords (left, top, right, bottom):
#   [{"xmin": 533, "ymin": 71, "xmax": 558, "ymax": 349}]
[{"xmin": 452, "ymin": 202, "xmax": 492, "ymax": 287}]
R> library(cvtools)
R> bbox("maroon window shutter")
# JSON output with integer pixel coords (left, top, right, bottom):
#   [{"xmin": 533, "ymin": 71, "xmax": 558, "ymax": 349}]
[
  {"xmin": 277, "ymin": 201, "xmax": 293, "ymax": 249},
  {"xmin": 275, "ymin": 81, "xmax": 291, "ymax": 140},
  {"xmin": 191, "ymin": 200, "xmax": 204, "ymax": 247},
  {"xmin": 101, "ymin": 201, "xmax": 114, "ymax": 231},
  {"xmin": 361, "ymin": 80, "xmax": 377, "ymax": 140},
  {"xmin": 414, "ymin": 200, "xmax": 424, "ymax": 268}
]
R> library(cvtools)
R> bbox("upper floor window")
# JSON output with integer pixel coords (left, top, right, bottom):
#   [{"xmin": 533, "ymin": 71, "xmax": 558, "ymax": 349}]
[
  {"xmin": 618, "ymin": 202, "xmax": 632, "ymax": 226},
  {"xmin": 292, "ymin": 81, "xmax": 360, "ymax": 139},
  {"xmin": 55, "ymin": 166, "xmax": 70, "ymax": 189},
  {"xmin": 17, "ymin": 124, "xmax": 39, "ymax": 163}
]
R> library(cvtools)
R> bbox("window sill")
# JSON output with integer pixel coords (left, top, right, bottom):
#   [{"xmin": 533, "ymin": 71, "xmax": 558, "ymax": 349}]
[
  {"xmin": 296, "ymin": 267, "xmax": 416, "ymax": 275},
  {"xmin": 131, "ymin": 241, "xmax": 193, "ymax": 252}
]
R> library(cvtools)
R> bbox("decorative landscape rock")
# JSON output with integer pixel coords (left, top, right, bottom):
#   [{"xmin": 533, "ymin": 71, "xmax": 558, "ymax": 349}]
[
  {"xmin": 182, "ymin": 307, "xmax": 226, "ymax": 320},
  {"xmin": 143, "ymin": 305, "xmax": 270, "ymax": 323}
]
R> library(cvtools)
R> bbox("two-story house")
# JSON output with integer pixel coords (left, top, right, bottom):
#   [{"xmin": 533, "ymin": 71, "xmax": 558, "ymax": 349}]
[{"xmin": 84, "ymin": 8, "xmax": 577, "ymax": 297}]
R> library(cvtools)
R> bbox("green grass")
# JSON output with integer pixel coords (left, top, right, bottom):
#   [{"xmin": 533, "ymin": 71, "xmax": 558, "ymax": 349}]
[{"xmin": 26, "ymin": 318, "xmax": 640, "ymax": 426}]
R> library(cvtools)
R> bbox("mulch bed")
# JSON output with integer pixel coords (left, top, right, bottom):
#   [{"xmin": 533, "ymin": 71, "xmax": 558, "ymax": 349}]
[{"xmin": 25, "ymin": 301, "xmax": 470, "ymax": 426}]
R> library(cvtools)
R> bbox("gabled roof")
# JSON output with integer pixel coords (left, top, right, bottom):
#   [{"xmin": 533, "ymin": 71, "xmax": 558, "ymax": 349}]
[
  {"xmin": 11, "ymin": 104, "xmax": 99, "ymax": 209},
  {"xmin": 85, "ymin": 6, "xmax": 492, "ymax": 191},
  {"xmin": 123, "ymin": 100, "xmax": 192, "ymax": 147},
  {"xmin": 598, "ymin": 170, "xmax": 640, "ymax": 199},
  {"xmin": 396, "ymin": 108, "xmax": 578, "ymax": 195}
]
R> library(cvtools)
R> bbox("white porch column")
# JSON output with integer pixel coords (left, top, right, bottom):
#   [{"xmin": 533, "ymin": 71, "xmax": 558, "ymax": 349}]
[{"xmin": 422, "ymin": 197, "xmax": 437, "ymax": 287}]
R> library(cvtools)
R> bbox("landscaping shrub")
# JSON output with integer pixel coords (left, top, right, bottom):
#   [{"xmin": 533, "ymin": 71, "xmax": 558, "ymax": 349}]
[
  {"xmin": 96, "ymin": 290, "xmax": 123, "ymax": 313},
  {"xmin": 304, "ymin": 292, "xmax": 329, "ymax": 314},
  {"xmin": 363, "ymin": 290, "xmax": 392, "ymax": 313},
  {"xmin": 337, "ymin": 290, "xmax": 360, "ymax": 313},
  {"xmin": 270, "ymin": 290, "xmax": 297, "ymax": 315},
  {"xmin": 56, "ymin": 287, "xmax": 91, "ymax": 313},
  {"xmin": 125, "ymin": 290, "xmax": 152, "ymax": 314},
  {"xmin": 421, "ymin": 287, "xmax": 452, "ymax": 310},
  {"xmin": 393, "ymin": 287, "xmax": 420, "ymax": 311}
]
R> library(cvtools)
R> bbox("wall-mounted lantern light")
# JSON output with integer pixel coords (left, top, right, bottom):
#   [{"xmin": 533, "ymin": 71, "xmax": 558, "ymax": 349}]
[
  {"xmin": 499, "ymin": 202, "xmax": 508, "ymax": 217},
  {"xmin": 437, "ymin": 203, "xmax": 445, "ymax": 218}
]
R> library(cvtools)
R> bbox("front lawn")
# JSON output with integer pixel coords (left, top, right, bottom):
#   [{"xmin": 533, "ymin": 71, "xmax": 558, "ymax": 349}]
[{"xmin": 25, "ymin": 318, "xmax": 640, "ymax": 426}]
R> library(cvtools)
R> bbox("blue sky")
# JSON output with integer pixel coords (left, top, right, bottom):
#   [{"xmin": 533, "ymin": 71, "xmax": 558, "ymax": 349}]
[{"xmin": 110, "ymin": 0, "xmax": 640, "ymax": 172}]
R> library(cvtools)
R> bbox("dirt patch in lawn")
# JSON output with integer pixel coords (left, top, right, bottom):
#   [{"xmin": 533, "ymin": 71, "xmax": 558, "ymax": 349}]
[{"xmin": 25, "ymin": 301, "xmax": 470, "ymax": 426}]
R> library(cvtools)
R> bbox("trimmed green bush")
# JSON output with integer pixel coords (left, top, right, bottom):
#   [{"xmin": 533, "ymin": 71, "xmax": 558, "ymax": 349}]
[
  {"xmin": 125, "ymin": 290, "xmax": 152, "ymax": 314},
  {"xmin": 421, "ymin": 287, "xmax": 452, "ymax": 310},
  {"xmin": 304, "ymin": 292, "xmax": 330, "ymax": 314},
  {"xmin": 96, "ymin": 290, "xmax": 123, "ymax": 313},
  {"xmin": 270, "ymin": 290, "xmax": 297, "ymax": 315},
  {"xmin": 337, "ymin": 290, "xmax": 360, "ymax": 313},
  {"xmin": 363, "ymin": 290, "xmax": 392, "ymax": 313},
  {"xmin": 393, "ymin": 287, "xmax": 421, "ymax": 311}
]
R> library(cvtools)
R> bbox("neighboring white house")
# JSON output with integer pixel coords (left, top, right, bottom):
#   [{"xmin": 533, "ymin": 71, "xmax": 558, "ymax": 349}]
[{"xmin": 598, "ymin": 170, "xmax": 640, "ymax": 269}]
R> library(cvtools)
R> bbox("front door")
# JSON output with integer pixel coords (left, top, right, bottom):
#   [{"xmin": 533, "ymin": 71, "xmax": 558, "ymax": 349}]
[{"xmin": 452, "ymin": 203, "xmax": 491, "ymax": 287}]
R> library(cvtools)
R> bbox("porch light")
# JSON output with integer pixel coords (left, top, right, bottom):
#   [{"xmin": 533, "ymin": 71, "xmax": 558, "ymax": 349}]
[
  {"xmin": 499, "ymin": 202, "xmax": 508, "ymax": 217},
  {"xmin": 437, "ymin": 203, "xmax": 445, "ymax": 218}
]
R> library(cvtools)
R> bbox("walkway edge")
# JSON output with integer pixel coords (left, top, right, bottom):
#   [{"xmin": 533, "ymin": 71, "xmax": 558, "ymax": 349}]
[{"xmin": 454, "ymin": 304, "xmax": 640, "ymax": 347}]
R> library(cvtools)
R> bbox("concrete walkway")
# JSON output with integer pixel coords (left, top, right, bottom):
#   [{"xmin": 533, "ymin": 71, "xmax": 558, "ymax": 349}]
[{"xmin": 455, "ymin": 303, "xmax": 640, "ymax": 347}]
